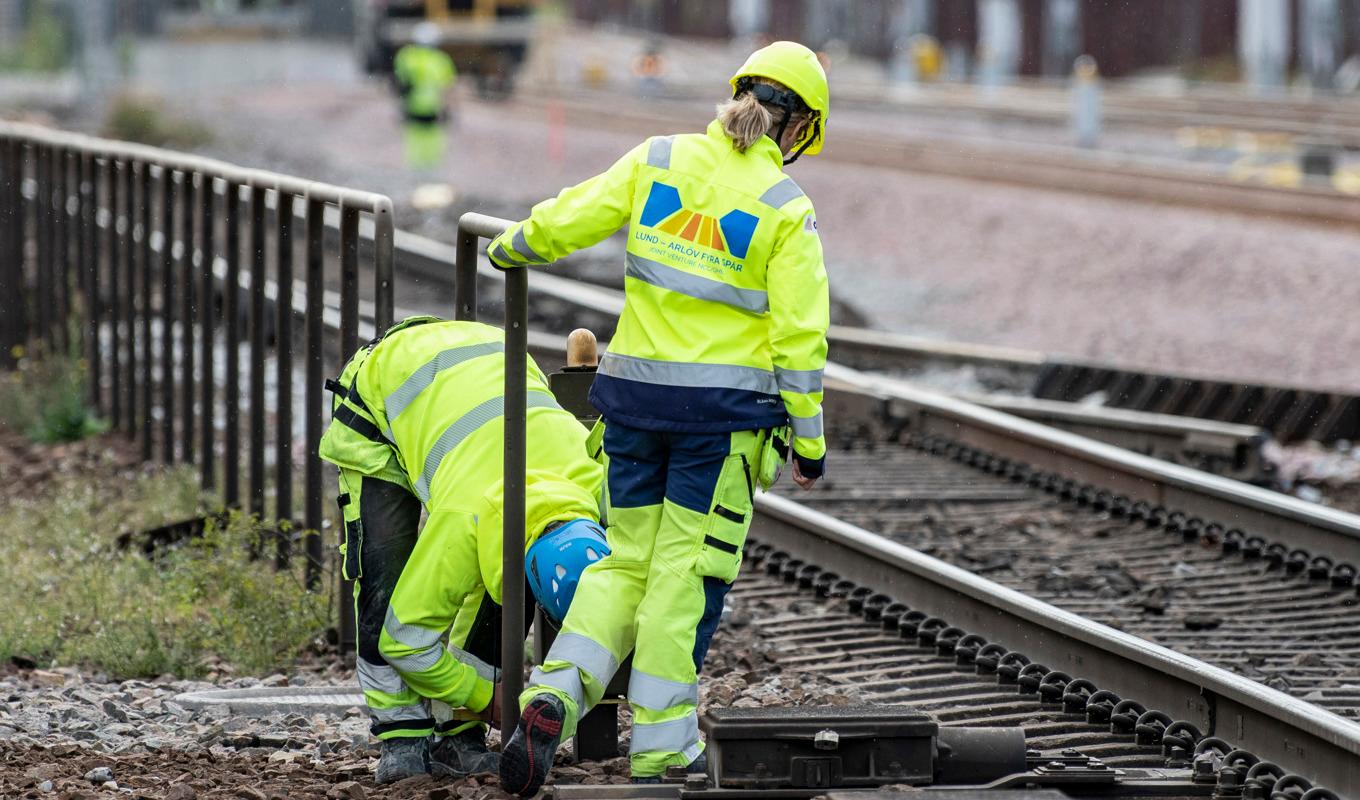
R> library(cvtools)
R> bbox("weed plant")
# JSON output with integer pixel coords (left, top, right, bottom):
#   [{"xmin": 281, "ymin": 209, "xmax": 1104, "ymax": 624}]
[
  {"xmin": 102, "ymin": 93, "xmax": 213, "ymax": 149},
  {"xmin": 0, "ymin": 355, "xmax": 108, "ymax": 443},
  {"xmin": 0, "ymin": 468, "xmax": 333, "ymax": 679},
  {"xmin": 0, "ymin": 0, "xmax": 68, "ymax": 73}
]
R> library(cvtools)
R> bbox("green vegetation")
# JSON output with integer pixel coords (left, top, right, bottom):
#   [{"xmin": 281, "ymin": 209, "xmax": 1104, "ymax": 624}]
[
  {"xmin": 0, "ymin": 469, "xmax": 332, "ymax": 678},
  {"xmin": 0, "ymin": 355, "xmax": 108, "ymax": 443},
  {"xmin": 102, "ymin": 93, "xmax": 213, "ymax": 149},
  {"xmin": 0, "ymin": 0, "xmax": 69, "ymax": 73}
]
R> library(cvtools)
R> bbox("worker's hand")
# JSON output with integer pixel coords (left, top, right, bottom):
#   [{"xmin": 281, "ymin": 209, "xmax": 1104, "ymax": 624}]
[
  {"xmin": 792, "ymin": 459, "xmax": 818, "ymax": 491},
  {"xmin": 479, "ymin": 682, "xmax": 504, "ymax": 729}
]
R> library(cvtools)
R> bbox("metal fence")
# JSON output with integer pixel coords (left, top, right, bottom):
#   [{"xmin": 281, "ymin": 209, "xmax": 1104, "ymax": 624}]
[{"xmin": 0, "ymin": 122, "xmax": 394, "ymax": 630}]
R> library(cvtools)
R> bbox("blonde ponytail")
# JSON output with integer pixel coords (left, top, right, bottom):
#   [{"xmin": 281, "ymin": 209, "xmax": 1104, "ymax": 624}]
[{"xmin": 716, "ymin": 91, "xmax": 773, "ymax": 153}]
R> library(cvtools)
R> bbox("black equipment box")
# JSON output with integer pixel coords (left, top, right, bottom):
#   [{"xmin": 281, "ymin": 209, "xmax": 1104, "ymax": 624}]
[{"xmin": 701, "ymin": 706, "xmax": 939, "ymax": 790}]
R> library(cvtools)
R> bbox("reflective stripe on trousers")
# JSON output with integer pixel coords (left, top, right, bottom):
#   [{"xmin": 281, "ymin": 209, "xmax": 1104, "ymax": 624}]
[
  {"xmin": 357, "ymin": 657, "xmax": 407, "ymax": 696},
  {"xmin": 382, "ymin": 606, "xmax": 445, "ymax": 674},
  {"xmin": 370, "ymin": 700, "xmax": 431, "ymax": 726},
  {"xmin": 627, "ymin": 668, "xmax": 698, "ymax": 711},
  {"xmin": 630, "ymin": 712, "xmax": 703, "ymax": 763}
]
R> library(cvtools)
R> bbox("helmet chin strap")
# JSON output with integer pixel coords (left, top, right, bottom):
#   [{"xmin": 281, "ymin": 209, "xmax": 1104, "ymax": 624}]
[
  {"xmin": 782, "ymin": 118, "xmax": 820, "ymax": 166},
  {"xmin": 735, "ymin": 77, "xmax": 819, "ymax": 166}
]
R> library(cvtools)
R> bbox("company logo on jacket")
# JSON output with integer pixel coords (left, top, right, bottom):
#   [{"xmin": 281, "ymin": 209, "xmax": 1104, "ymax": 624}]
[{"xmin": 637, "ymin": 181, "xmax": 760, "ymax": 260}]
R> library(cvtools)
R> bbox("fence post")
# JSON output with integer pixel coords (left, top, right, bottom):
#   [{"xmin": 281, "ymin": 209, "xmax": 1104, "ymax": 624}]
[
  {"xmin": 303, "ymin": 195, "xmax": 326, "ymax": 591},
  {"xmin": 249, "ymin": 183, "xmax": 267, "ymax": 525},
  {"xmin": 137, "ymin": 162, "xmax": 152, "ymax": 456},
  {"xmin": 53, "ymin": 148, "xmax": 70, "ymax": 355},
  {"xmin": 0, "ymin": 138, "xmax": 24, "ymax": 368},
  {"xmin": 161, "ymin": 168, "xmax": 177, "ymax": 464},
  {"xmin": 199, "ymin": 176, "xmax": 217, "ymax": 492},
  {"xmin": 275, "ymin": 190, "xmax": 295, "ymax": 568},
  {"xmin": 109, "ymin": 159, "xmax": 124, "ymax": 431},
  {"xmin": 224, "ymin": 180, "xmax": 242, "ymax": 508},
  {"xmin": 337, "ymin": 201, "xmax": 361, "ymax": 655},
  {"xmin": 180, "ymin": 171, "xmax": 197, "ymax": 465},
  {"xmin": 35, "ymin": 144, "xmax": 51, "ymax": 354}
]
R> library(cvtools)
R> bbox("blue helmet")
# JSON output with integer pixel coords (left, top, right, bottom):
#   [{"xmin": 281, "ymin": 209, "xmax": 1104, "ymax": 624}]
[{"xmin": 525, "ymin": 519, "xmax": 610, "ymax": 625}]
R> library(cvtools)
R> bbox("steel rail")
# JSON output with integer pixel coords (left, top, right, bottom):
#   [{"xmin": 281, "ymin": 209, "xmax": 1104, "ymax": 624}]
[
  {"xmin": 748, "ymin": 491, "xmax": 1360, "ymax": 799},
  {"xmin": 825, "ymin": 363, "xmax": 1360, "ymax": 567}
]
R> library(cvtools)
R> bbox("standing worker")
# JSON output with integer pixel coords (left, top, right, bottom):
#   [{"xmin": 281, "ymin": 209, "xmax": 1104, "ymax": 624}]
[
  {"xmin": 394, "ymin": 22, "xmax": 457, "ymax": 170},
  {"xmin": 486, "ymin": 41, "xmax": 831, "ymax": 794},
  {"xmin": 318, "ymin": 317, "xmax": 608, "ymax": 783}
]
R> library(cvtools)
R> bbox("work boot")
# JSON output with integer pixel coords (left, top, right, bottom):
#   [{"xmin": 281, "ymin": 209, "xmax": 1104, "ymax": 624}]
[
  {"xmin": 499, "ymin": 694, "xmax": 565, "ymax": 797},
  {"xmin": 375, "ymin": 736, "xmax": 430, "ymax": 784},
  {"xmin": 631, "ymin": 752, "xmax": 708, "ymax": 784},
  {"xmin": 430, "ymin": 727, "xmax": 500, "ymax": 777}
]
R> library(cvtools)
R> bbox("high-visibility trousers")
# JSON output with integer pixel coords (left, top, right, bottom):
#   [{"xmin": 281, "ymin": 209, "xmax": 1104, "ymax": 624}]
[
  {"xmin": 522, "ymin": 422, "xmax": 766, "ymax": 777},
  {"xmin": 403, "ymin": 120, "xmax": 447, "ymax": 171},
  {"xmin": 337, "ymin": 464, "xmax": 531, "ymax": 740}
]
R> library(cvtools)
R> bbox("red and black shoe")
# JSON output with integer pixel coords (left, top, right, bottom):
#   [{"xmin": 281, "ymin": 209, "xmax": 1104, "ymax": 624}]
[{"xmin": 499, "ymin": 694, "xmax": 565, "ymax": 797}]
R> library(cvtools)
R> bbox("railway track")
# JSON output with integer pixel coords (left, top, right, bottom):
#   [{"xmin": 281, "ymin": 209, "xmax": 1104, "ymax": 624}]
[
  {"xmin": 440, "ymin": 214, "xmax": 1360, "ymax": 797},
  {"xmin": 117, "ymin": 201, "xmax": 1360, "ymax": 796}
]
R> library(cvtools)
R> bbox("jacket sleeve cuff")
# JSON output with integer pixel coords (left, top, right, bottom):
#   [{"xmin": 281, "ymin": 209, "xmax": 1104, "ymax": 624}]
[
  {"xmin": 794, "ymin": 452, "xmax": 825, "ymax": 479},
  {"xmin": 465, "ymin": 675, "xmax": 495, "ymax": 713}
]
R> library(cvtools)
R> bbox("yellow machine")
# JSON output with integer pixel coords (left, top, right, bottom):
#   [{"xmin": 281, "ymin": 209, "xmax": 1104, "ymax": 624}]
[{"xmin": 356, "ymin": 0, "xmax": 536, "ymax": 98}]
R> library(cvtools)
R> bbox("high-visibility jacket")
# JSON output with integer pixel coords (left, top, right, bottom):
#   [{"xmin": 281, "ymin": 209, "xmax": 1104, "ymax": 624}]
[
  {"xmin": 488, "ymin": 119, "xmax": 830, "ymax": 472},
  {"xmin": 394, "ymin": 44, "xmax": 456, "ymax": 122},
  {"xmin": 319, "ymin": 319, "xmax": 603, "ymax": 713}
]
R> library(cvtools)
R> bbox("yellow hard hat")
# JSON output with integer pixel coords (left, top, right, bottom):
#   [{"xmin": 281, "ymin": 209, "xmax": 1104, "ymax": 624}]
[{"xmin": 730, "ymin": 41, "xmax": 830, "ymax": 157}]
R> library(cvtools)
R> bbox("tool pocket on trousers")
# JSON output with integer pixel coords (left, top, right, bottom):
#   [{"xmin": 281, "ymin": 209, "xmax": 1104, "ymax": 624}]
[
  {"xmin": 695, "ymin": 453, "xmax": 755, "ymax": 584},
  {"xmin": 336, "ymin": 472, "xmax": 364, "ymax": 582}
]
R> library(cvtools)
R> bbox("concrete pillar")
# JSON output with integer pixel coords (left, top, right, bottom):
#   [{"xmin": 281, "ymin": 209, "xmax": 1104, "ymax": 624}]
[
  {"xmin": 728, "ymin": 0, "xmax": 770, "ymax": 40},
  {"xmin": 1042, "ymin": 0, "xmax": 1080, "ymax": 76},
  {"xmin": 978, "ymin": 0, "xmax": 1022, "ymax": 89},
  {"xmin": 1299, "ymin": 0, "xmax": 1340, "ymax": 89},
  {"xmin": 1238, "ymin": 0, "xmax": 1290, "ymax": 92},
  {"xmin": 74, "ymin": 0, "xmax": 120, "ymax": 104}
]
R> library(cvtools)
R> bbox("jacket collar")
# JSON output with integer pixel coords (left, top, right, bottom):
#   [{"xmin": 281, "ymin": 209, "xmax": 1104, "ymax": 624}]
[{"xmin": 707, "ymin": 118, "xmax": 784, "ymax": 167}]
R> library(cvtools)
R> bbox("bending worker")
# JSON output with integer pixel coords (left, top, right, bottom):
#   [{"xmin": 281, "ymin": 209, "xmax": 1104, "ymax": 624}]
[
  {"xmin": 318, "ymin": 316, "xmax": 607, "ymax": 784},
  {"xmin": 393, "ymin": 22, "xmax": 457, "ymax": 170},
  {"xmin": 487, "ymin": 41, "xmax": 831, "ymax": 794}
]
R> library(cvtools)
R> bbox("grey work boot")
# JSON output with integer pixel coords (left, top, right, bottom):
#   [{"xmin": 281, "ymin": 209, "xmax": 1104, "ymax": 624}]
[
  {"xmin": 375, "ymin": 736, "xmax": 430, "ymax": 784},
  {"xmin": 431, "ymin": 728, "xmax": 501, "ymax": 777}
]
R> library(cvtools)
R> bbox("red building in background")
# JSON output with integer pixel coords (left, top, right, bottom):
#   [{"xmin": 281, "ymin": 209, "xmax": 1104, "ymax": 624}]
[{"xmin": 567, "ymin": 0, "xmax": 1360, "ymax": 80}]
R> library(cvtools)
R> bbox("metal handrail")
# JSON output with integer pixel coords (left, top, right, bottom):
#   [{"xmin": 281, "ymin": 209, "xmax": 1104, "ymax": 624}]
[{"xmin": 452, "ymin": 211, "xmax": 525, "ymax": 735}]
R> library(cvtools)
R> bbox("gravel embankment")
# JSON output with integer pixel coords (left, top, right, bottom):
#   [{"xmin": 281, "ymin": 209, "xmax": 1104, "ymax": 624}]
[{"xmin": 2, "ymin": 558, "xmax": 862, "ymax": 799}]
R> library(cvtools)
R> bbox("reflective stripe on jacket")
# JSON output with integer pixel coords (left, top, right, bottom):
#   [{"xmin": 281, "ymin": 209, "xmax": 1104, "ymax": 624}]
[{"xmin": 488, "ymin": 119, "xmax": 830, "ymax": 465}]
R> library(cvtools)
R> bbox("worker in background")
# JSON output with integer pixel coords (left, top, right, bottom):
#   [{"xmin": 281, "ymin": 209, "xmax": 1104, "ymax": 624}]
[
  {"xmin": 486, "ymin": 41, "xmax": 831, "ymax": 795},
  {"xmin": 394, "ymin": 22, "xmax": 457, "ymax": 170},
  {"xmin": 318, "ymin": 316, "xmax": 607, "ymax": 784},
  {"xmin": 631, "ymin": 40, "xmax": 667, "ymax": 98}
]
